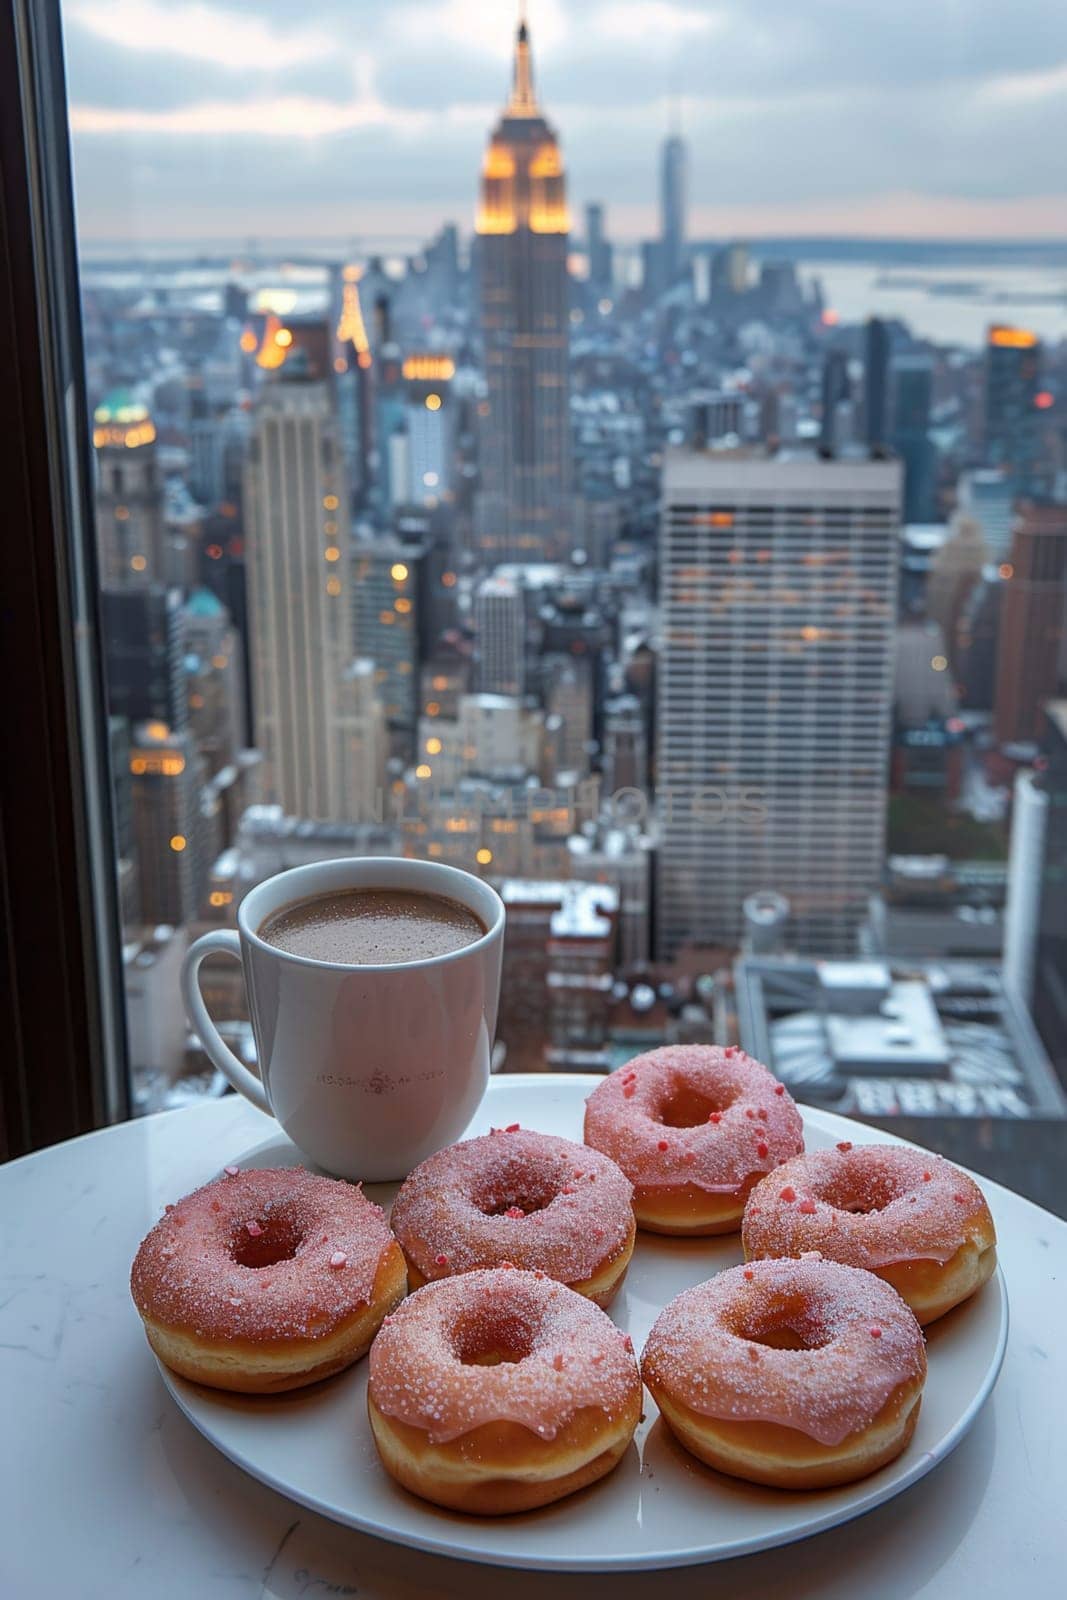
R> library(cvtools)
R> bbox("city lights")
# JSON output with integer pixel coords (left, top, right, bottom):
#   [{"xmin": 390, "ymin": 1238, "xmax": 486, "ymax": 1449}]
[{"xmin": 76, "ymin": 1, "xmax": 1066, "ymax": 1150}]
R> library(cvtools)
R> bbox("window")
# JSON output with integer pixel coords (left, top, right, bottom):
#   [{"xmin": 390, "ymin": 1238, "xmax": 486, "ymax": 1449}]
[{"xmin": 4, "ymin": 1, "xmax": 1063, "ymax": 1207}]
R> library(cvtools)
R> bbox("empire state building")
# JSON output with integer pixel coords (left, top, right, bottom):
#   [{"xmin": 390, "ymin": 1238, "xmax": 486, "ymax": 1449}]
[{"xmin": 475, "ymin": 11, "xmax": 572, "ymax": 562}]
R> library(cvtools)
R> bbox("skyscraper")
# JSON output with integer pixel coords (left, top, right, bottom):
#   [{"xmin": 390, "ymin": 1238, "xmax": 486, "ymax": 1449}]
[
  {"xmin": 657, "ymin": 450, "xmax": 901, "ymax": 957},
  {"xmin": 351, "ymin": 536, "xmax": 422, "ymax": 746},
  {"xmin": 128, "ymin": 721, "xmax": 202, "ymax": 926},
  {"xmin": 102, "ymin": 585, "xmax": 186, "ymax": 731},
  {"xmin": 93, "ymin": 390, "xmax": 164, "ymax": 586},
  {"xmin": 890, "ymin": 355, "xmax": 937, "ymax": 523},
  {"xmin": 985, "ymin": 324, "xmax": 1041, "ymax": 491},
  {"xmin": 401, "ymin": 354, "xmax": 456, "ymax": 505},
  {"xmin": 244, "ymin": 362, "xmax": 352, "ymax": 819},
  {"xmin": 474, "ymin": 573, "xmax": 525, "ymax": 697},
  {"xmin": 585, "ymin": 201, "xmax": 612, "ymax": 290},
  {"xmin": 863, "ymin": 317, "xmax": 890, "ymax": 450},
  {"xmin": 819, "ymin": 349, "xmax": 851, "ymax": 453},
  {"xmin": 476, "ymin": 12, "xmax": 571, "ymax": 561},
  {"xmin": 659, "ymin": 133, "xmax": 687, "ymax": 286},
  {"xmin": 994, "ymin": 503, "xmax": 1067, "ymax": 744}
]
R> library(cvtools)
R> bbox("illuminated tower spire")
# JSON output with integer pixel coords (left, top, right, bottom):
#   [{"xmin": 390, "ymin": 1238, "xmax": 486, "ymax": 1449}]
[
  {"xmin": 508, "ymin": 4, "xmax": 537, "ymax": 116},
  {"xmin": 475, "ymin": 3, "xmax": 572, "ymax": 562}
]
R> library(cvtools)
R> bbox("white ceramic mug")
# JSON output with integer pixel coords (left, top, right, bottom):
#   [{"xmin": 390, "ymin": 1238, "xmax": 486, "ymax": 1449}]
[{"xmin": 181, "ymin": 857, "xmax": 505, "ymax": 1180}]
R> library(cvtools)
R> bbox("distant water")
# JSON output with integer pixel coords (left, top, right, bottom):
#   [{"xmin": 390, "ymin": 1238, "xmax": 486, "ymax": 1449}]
[
  {"xmin": 79, "ymin": 243, "xmax": 1067, "ymax": 351},
  {"xmin": 800, "ymin": 259, "xmax": 1067, "ymax": 348}
]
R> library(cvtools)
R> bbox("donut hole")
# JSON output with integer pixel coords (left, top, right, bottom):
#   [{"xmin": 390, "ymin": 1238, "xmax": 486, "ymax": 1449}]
[
  {"xmin": 453, "ymin": 1310, "xmax": 535, "ymax": 1367},
  {"xmin": 732, "ymin": 1297, "xmax": 833, "ymax": 1352},
  {"xmin": 820, "ymin": 1173, "xmax": 902, "ymax": 1215},
  {"xmin": 473, "ymin": 1169, "xmax": 557, "ymax": 1218},
  {"xmin": 659, "ymin": 1082, "xmax": 734, "ymax": 1128},
  {"xmin": 230, "ymin": 1213, "xmax": 304, "ymax": 1270}
]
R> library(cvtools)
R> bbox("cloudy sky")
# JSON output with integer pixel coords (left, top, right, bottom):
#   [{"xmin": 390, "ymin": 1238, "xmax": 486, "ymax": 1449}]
[{"xmin": 62, "ymin": 0, "xmax": 1067, "ymax": 246}]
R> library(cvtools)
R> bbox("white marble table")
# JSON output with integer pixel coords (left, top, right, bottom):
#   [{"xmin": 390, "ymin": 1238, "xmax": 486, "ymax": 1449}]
[{"xmin": 1, "ymin": 1095, "xmax": 1065, "ymax": 1597}]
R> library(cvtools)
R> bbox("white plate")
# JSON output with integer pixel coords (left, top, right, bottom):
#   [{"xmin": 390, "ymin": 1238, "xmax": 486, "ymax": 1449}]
[{"xmin": 159, "ymin": 1074, "xmax": 1008, "ymax": 1571}]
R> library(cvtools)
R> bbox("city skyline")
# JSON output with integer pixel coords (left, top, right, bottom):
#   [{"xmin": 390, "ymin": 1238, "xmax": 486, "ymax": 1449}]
[{"xmin": 63, "ymin": 0, "xmax": 1067, "ymax": 243}]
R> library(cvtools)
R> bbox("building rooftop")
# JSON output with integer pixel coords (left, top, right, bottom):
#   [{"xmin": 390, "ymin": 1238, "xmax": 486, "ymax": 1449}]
[{"xmin": 736, "ymin": 955, "xmax": 1066, "ymax": 1120}]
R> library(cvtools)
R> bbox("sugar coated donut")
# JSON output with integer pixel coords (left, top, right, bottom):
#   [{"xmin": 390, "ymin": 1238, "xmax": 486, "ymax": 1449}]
[
  {"xmin": 583, "ymin": 1046, "xmax": 804, "ymax": 1235},
  {"xmin": 131, "ymin": 1166, "xmax": 407, "ymax": 1392},
  {"xmin": 642, "ymin": 1258, "xmax": 927, "ymax": 1489},
  {"xmin": 389, "ymin": 1128, "xmax": 635, "ymax": 1307},
  {"xmin": 368, "ymin": 1267, "xmax": 642, "ymax": 1513},
  {"xmin": 742, "ymin": 1142, "xmax": 996, "ymax": 1325}
]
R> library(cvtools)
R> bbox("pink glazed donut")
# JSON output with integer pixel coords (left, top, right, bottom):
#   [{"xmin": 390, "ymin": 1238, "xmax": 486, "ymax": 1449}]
[
  {"xmin": 584, "ymin": 1045, "xmax": 804, "ymax": 1234},
  {"xmin": 130, "ymin": 1166, "xmax": 407, "ymax": 1392},
  {"xmin": 390, "ymin": 1128, "xmax": 635, "ymax": 1307},
  {"xmin": 742, "ymin": 1143, "xmax": 997, "ymax": 1325},
  {"xmin": 642, "ymin": 1257, "xmax": 927, "ymax": 1489},
  {"xmin": 368, "ymin": 1267, "xmax": 642, "ymax": 1513}
]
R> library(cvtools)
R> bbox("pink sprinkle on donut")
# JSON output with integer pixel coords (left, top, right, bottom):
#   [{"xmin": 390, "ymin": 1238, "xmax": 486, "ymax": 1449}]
[
  {"xmin": 553, "ymin": 1353, "xmax": 566, "ymax": 1371},
  {"xmin": 780, "ymin": 1186, "xmax": 797, "ymax": 1202},
  {"xmin": 757, "ymin": 1142, "xmax": 769, "ymax": 1159},
  {"xmin": 923, "ymin": 1171, "xmax": 932, "ymax": 1182},
  {"xmin": 164, "ymin": 1204, "xmax": 175, "ymax": 1214},
  {"xmin": 954, "ymin": 1193, "xmax": 967, "ymax": 1204},
  {"xmin": 435, "ymin": 1253, "xmax": 449, "ymax": 1267},
  {"xmin": 329, "ymin": 1251, "xmax": 347, "ymax": 1270},
  {"xmin": 224, "ymin": 1166, "xmax": 239, "ymax": 1177},
  {"xmin": 725, "ymin": 1047, "xmax": 736, "ymax": 1058},
  {"xmin": 798, "ymin": 1198, "xmax": 817, "ymax": 1214},
  {"xmin": 837, "ymin": 1141, "xmax": 853, "ymax": 1153},
  {"xmin": 622, "ymin": 1333, "xmax": 634, "ymax": 1352},
  {"xmin": 506, "ymin": 1123, "xmax": 520, "ymax": 1133},
  {"xmin": 758, "ymin": 1108, "xmax": 768, "ymax": 1121},
  {"xmin": 774, "ymin": 1084, "xmax": 785, "ymax": 1095},
  {"xmin": 708, "ymin": 1112, "xmax": 722, "ymax": 1124},
  {"xmin": 683, "ymin": 1151, "xmax": 696, "ymax": 1164},
  {"xmin": 245, "ymin": 1220, "xmax": 264, "ymax": 1237},
  {"xmin": 210, "ymin": 1200, "xmax": 221, "ymax": 1213},
  {"xmin": 870, "ymin": 1326, "xmax": 882, "ymax": 1339},
  {"xmin": 745, "ymin": 1108, "xmax": 756, "ymax": 1119},
  {"xmin": 505, "ymin": 1205, "xmax": 525, "ymax": 1219},
  {"xmin": 743, "ymin": 1267, "xmax": 754, "ymax": 1281},
  {"xmin": 623, "ymin": 1084, "xmax": 636, "ymax": 1098},
  {"xmin": 657, "ymin": 1139, "xmax": 669, "ymax": 1151},
  {"xmin": 747, "ymin": 1345, "xmax": 760, "ymax": 1362}
]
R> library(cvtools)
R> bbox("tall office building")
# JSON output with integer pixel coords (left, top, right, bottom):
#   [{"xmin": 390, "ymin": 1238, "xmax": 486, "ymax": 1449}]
[
  {"xmin": 985, "ymin": 325, "xmax": 1041, "ymax": 491},
  {"xmin": 819, "ymin": 350, "xmax": 851, "ymax": 453},
  {"xmin": 958, "ymin": 467, "xmax": 1014, "ymax": 562},
  {"xmin": 863, "ymin": 318, "xmax": 890, "ymax": 450},
  {"xmin": 994, "ymin": 503, "xmax": 1067, "ymax": 744},
  {"xmin": 657, "ymin": 450, "xmax": 901, "ymax": 957},
  {"xmin": 890, "ymin": 355, "xmax": 936, "ymax": 522},
  {"xmin": 474, "ymin": 573, "xmax": 525, "ymax": 697},
  {"xmin": 93, "ymin": 390, "xmax": 165, "ymax": 586},
  {"xmin": 351, "ymin": 537, "xmax": 422, "ymax": 743},
  {"xmin": 244, "ymin": 362, "xmax": 352, "ymax": 819},
  {"xmin": 339, "ymin": 659, "xmax": 388, "ymax": 824},
  {"xmin": 128, "ymin": 721, "xmax": 202, "ymax": 927},
  {"xmin": 401, "ymin": 354, "xmax": 456, "ymax": 505},
  {"xmin": 585, "ymin": 202, "xmax": 612, "ymax": 290},
  {"xmin": 475, "ymin": 12, "xmax": 571, "ymax": 561},
  {"xmin": 659, "ymin": 133, "xmax": 687, "ymax": 286},
  {"xmin": 102, "ymin": 585, "xmax": 186, "ymax": 731}
]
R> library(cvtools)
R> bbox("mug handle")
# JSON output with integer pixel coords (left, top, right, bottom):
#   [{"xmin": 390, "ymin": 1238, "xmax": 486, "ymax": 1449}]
[{"xmin": 181, "ymin": 930, "xmax": 272, "ymax": 1116}]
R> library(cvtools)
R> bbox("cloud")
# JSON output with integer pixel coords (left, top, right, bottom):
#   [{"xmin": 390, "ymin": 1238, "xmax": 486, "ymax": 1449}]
[
  {"xmin": 66, "ymin": 0, "xmax": 332, "ymax": 70},
  {"xmin": 61, "ymin": 0, "xmax": 1067, "ymax": 241}
]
